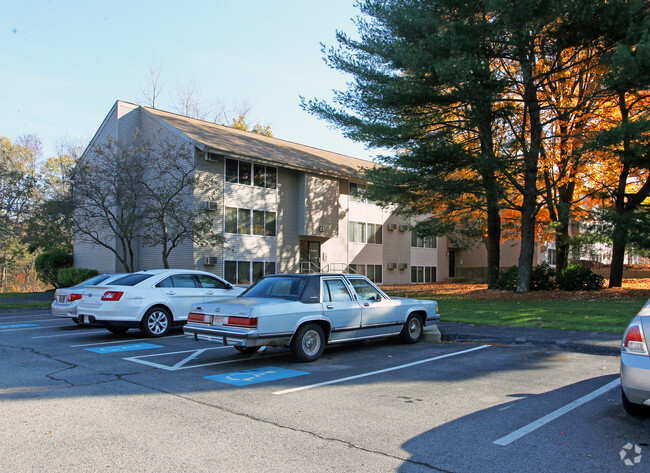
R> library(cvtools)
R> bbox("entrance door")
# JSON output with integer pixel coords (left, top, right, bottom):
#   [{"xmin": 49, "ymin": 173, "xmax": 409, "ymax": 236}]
[
  {"xmin": 448, "ymin": 250, "xmax": 456, "ymax": 278},
  {"xmin": 300, "ymin": 241, "xmax": 321, "ymax": 272}
]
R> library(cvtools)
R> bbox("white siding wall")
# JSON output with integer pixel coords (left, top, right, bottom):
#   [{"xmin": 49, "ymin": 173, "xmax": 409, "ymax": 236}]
[
  {"xmin": 194, "ymin": 152, "xmax": 225, "ymax": 277},
  {"xmin": 277, "ymin": 168, "xmax": 300, "ymax": 273}
]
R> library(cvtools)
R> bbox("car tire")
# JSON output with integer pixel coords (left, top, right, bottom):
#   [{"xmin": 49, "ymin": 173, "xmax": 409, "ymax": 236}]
[
  {"xmin": 291, "ymin": 323, "xmax": 325, "ymax": 362},
  {"xmin": 140, "ymin": 307, "xmax": 172, "ymax": 338},
  {"xmin": 234, "ymin": 346, "xmax": 261, "ymax": 355},
  {"xmin": 400, "ymin": 313, "xmax": 423, "ymax": 344},
  {"xmin": 622, "ymin": 388, "xmax": 650, "ymax": 417},
  {"xmin": 107, "ymin": 327, "xmax": 129, "ymax": 335}
]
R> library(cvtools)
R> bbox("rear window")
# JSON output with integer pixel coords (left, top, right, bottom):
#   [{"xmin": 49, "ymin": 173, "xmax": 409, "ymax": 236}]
[
  {"xmin": 76, "ymin": 274, "xmax": 110, "ymax": 287},
  {"xmin": 241, "ymin": 276, "xmax": 306, "ymax": 300},
  {"xmin": 109, "ymin": 274, "xmax": 154, "ymax": 286}
]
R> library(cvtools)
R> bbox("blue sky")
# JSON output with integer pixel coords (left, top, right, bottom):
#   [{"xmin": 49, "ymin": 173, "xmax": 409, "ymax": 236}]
[{"xmin": 2, "ymin": 1, "xmax": 374, "ymax": 161}]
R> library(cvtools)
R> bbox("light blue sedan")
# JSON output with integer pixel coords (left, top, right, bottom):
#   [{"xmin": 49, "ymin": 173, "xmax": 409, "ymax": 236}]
[
  {"xmin": 184, "ymin": 273, "xmax": 439, "ymax": 362},
  {"xmin": 621, "ymin": 299, "xmax": 650, "ymax": 416}
]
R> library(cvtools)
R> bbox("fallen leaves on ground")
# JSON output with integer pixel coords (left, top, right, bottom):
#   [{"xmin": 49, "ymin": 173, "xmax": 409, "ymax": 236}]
[{"xmin": 383, "ymin": 279, "xmax": 650, "ymax": 300}]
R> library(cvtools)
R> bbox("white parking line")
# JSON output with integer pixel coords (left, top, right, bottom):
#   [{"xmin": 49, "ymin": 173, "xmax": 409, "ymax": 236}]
[
  {"xmin": 0, "ymin": 324, "xmax": 72, "ymax": 332},
  {"xmin": 70, "ymin": 334, "xmax": 184, "ymax": 348},
  {"xmin": 493, "ymin": 377, "xmax": 621, "ymax": 446},
  {"xmin": 1, "ymin": 318, "xmax": 68, "ymax": 324},
  {"xmin": 0, "ymin": 313, "xmax": 53, "ymax": 321},
  {"xmin": 122, "ymin": 346, "xmax": 284, "ymax": 371},
  {"xmin": 32, "ymin": 330, "xmax": 105, "ymax": 339},
  {"xmin": 273, "ymin": 345, "xmax": 491, "ymax": 395}
]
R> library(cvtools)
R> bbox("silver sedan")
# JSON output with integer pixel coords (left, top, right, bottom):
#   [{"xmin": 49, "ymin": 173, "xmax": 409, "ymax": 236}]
[
  {"xmin": 184, "ymin": 273, "xmax": 439, "ymax": 362},
  {"xmin": 620, "ymin": 299, "xmax": 650, "ymax": 416}
]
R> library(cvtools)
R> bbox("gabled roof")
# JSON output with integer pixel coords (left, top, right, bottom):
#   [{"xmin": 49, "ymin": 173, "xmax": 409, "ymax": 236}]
[{"xmin": 141, "ymin": 105, "xmax": 375, "ymax": 180}]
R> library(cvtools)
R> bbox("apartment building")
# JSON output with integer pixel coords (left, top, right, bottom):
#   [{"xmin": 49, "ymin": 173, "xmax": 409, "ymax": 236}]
[{"xmin": 75, "ymin": 101, "xmax": 519, "ymax": 284}]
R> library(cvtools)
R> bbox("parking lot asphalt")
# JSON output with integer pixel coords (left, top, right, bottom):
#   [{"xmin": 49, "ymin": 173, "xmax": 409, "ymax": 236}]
[{"xmin": 1, "ymin": 307, "xmax": 647, "ymax": 472}]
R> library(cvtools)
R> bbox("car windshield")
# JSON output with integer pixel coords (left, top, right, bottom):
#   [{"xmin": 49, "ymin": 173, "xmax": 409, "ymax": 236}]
[
  {"xmin": 241, "ymin": 276, "xmax": 306, "ymax": 300},
  {"xmin": 109, "ymin": 274, "xmax": 154, "ymax": 286},
  {"xmin": 75, "ymin": 274, "xmax": 110, "ymax": 287}
]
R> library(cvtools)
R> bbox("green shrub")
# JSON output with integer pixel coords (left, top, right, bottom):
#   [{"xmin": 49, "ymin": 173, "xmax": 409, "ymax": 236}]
[
  {"xmin": 495, "ymin": 266, "xmax": 518, "ymax": 291},
  {"xmin": 531, "ymin": 262, "xmax": 556, "ymax": 291},
  {"xmin": 496, "ymin": 262, "xmax": 556, "ymax": 291},
  {"xmin": 57, "ymin": 267, "xmax": 99, "ymax": 288},
  {"xmin": 34, "ymin": 248, "xmax": 73, "ymax": 288},
  {"xmin": 557, "ymin": 264, "xmax": 605, "ymax": 291}
]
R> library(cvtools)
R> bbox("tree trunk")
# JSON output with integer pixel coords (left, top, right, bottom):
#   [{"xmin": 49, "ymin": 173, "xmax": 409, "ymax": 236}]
[
  {"xmin": 486, "ymin": 181, "xmax": 501, "ymax": 289},
  {"xmin": 609, "ymin": 238, "xmax": 626, "ymax": 287},
  {"xmin": 516, "ymin": 55, "xmax": 542, "ymax": 294}
]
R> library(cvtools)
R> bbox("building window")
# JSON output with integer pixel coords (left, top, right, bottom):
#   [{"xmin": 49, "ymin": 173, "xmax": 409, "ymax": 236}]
[
  {"xmin": 366, "ymin": 223, "xmax": 383, "ymax": 244},
  {"xmin": 350, "ymin": 221, "xmax": 382, "ymax": 244},
  {"xmin": 253, "ymin": 210, "xmax": 265, "ymax": 235},
  {"xmin": 225, "ymin": 207, "xmax": 238, "ymax": 233},
  {"xmin": 226, "ymin": 260, "xmax": 276, "ymax": 284},
  {"xmin": 225, "ymin": 207, "xmax": 276, "ymax": 236},
  {"xmin": 548, "ymin": 249, "xmax": 557, "ymax": 266},
  {"xmin": 411, "ymin": 266, "xmax": 437, "ymax": 283},
  {"xmin": 348, "ymin": 264, "xmax": 365, "ymax": 276},
  {"xmin": 411, "ymin": 232, "xmax": 436, "ymax": 248},
  {"xmin": 265, "ymin": 211, "xmax": 276, "ymax": 236},
  {"xmin": 348, "ymin": 264, "xmax": 382, "ymax": 283},
  {"xmin": 238, "ymin": 208, "xmax": 250, "ymax": 234},
  {"xmin": 350, "ymin": 182, "xmax": 367, "ymax": 202},
  {"xmin": 226, "ymin": 159, "xmax": 238, "ymax": 183},
  {"xmin": 226, "ymin": 158, "xmax": 277, "ymax": 189},
  {"xmin": 366, "ymin": 264, "xmax": 383, "ymax": 283}
]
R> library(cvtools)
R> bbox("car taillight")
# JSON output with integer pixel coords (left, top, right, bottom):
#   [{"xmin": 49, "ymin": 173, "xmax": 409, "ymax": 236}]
[
  {"xmin": 67, "ymin": 293, "xmax": 82, "ymax": 302},
  {"xmin": 226, "ymin": 316, "xmax": 258, "ymax": 328},
  {"xmin": 622, "ymin": 323, "xmax": 648, "ymax": 355},
  {"xmin": 188, "ymin": 312, "xmax": 209, "ymax": 323},
  {"xmin": 101, "ymin": 291, "xmax": 124, "ymax": 301}
]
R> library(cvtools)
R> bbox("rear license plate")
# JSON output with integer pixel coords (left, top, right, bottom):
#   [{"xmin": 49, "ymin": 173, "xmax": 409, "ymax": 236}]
[{"xmin": 214, "ymin": 315, "xmax": 226, "ymax": 325}]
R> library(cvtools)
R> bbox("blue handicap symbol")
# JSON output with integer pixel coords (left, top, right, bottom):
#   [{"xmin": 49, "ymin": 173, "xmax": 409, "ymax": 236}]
[
  {"xmin": 0, "ymin": 323, "xmax": 39, "ymax": 330},
  {"xmin": 205, "ymin": 367, "xmax": 309, "ymax": 386},
  {"xmin": 85, "ymin": 343, "xmax": 162, "ymax": 354}
]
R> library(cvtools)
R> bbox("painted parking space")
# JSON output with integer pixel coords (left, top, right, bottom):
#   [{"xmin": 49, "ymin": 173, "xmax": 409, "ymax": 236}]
[
  {"xmin": 0, "ymin": 323, "xmax": 39, "ymax": 330},
  {"xmin": 205, "ymin": 367, "xmax": 309, "ymax": 386},
  {"xmin": 85, "ymin": 343, "xmax": 163, "ymax": 353}
]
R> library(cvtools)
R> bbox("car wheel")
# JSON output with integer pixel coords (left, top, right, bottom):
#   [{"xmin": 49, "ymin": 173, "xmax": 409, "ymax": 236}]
[
  {"xmin": 234, "ymin": 346, "xmax": 261, "ymax": 355},
  {"xmin": 140, "ymin": 307, "xmax": 172, "ymax": 337},
  {"xmin": 107, "ymin": 327, "xmax": 129, "ymax": 335},
  {"xmin": 622, "ymin": 388, "xmax": 650, "ymax": 417},
  {"xmin": 291, "ymin": 323, "xmax": 325, "ymax": 362},
  {"xmin": 400, "ymin": 313, "xmax": 423, "ymax": 344}
]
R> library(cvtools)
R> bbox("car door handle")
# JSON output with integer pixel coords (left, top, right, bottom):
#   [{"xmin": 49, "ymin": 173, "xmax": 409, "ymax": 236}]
[
  {"xmin": 165, "ymin": 291, "xmax": 176, "ymax": 295},
  {"xmin": 326, "ymin": 305, "xmax": 334, "ymax": 309},
  {"xmin": 363, "ymin": 302, "xmax": 370, "ymax": 307}
]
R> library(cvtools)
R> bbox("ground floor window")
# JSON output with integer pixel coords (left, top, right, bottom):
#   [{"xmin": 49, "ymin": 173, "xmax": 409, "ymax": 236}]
[
  {"xmin": 349, "ymin": 264, "xmax": 383, "ymax": 283},
  {"xmin": 225, "ymin": 261, "xmax": 276, "ymax": 284},
  {"xmin": 411, "ymin": 266, "xmax": 436, "ymax": 283}
]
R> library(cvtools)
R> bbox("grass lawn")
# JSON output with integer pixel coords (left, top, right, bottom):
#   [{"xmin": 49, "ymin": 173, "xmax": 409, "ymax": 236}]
[
  {"xmin": 0, "ymin": 301, "xmax": 52, "ymax": 310},
  {"xmin": 405, "ymin": 294, "xmax": 646, "ymax": 333}
]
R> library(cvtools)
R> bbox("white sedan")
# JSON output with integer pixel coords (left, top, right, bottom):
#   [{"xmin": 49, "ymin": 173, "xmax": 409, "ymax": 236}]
[
  {"xmin": 52, "ymin": 273, "xmax": 128, "ymax": 322},
  {"xmin": 77, "ymin": 269, "xmax": 244, "ymax": 337}
]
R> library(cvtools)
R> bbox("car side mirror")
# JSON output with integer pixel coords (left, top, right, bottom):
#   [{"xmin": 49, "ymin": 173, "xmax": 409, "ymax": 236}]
[{"xmin": 226, "ymin": 283, "xmax": 233, "ymax": 290}]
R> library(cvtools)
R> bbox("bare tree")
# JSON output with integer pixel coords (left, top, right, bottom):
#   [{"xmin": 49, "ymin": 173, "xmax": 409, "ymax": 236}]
[
  {"xmin": 72, "ymin": 138, "xmax": 145, "ymax": 272},
  {"xmin": 138, "ymin": 139, "xmax": 224, "ymax": 268},
  {"xmin": 142, "ymin": 62, "xmax": 163, "ymax": 108},
  {"xmin": 172, "ymin": 80, "xmax": 212, "ymax": 121}
]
